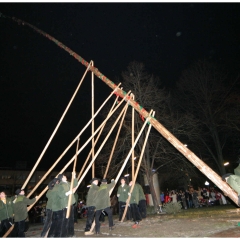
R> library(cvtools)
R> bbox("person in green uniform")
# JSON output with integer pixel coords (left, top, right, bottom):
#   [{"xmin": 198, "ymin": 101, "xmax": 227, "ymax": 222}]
[
  {"xmin": 94, "ymin": 178, "xmax": 115, "ymax": 235},
  {"xmin": 47, "ymin": 176, "xmax": 63, "ymax": 237},
  {"xmin": 222, "ymin": 173, "xmax": 240, "ymax": 205},
  {"xmin": 13, "ymin": 189, "xmax": 38, "ymax": 237},
  {"xmin": 136, "ymin": 182, "xmax": 147, "ymax": 219},
  {"xmin": 117, "ymin": 177, "xmax": 131, "ymax": 221},
  {"xmin": 40, "ymin": 178, "xmax": 59, "ymax": 237},
  {"xmin": 57, "ymin": 173, "xmax": 77, "ymax": 237},
  {"xmin": 84, "ymin": 177, "xmax": 99, "ymax": 235},
  {"xmin": 0, "ymin": 191, "xmax": 15, "ymax": 237},
  {"xmin": 129, "ymin": 181, "xmax": 142, "ymax": 228}
]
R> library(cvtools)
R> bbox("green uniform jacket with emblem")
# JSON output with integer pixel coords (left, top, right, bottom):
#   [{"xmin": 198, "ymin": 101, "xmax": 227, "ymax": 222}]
[
  {"xmin": 95, "ymin": 180, "xmax": 115, "ymax": 210},
  {"xmin": 13, "ymin": 195, "xmax": 36, "ymax": 222},
  {"xmin": 136, "ymin": 183, "xmax": 146, "ymax": 201},
  {"xmin": 0, "ymin": 198, "xmax": 14, "ymax": 221},
  {"xmin": 226, "ymin": 175, "xmax": 240, "ymax": 195},
  {"xmin": 117, "ymin": 184, "xmax": 130, "ymax": 202},
  {"xmin": 86, "ymin": 184, "xmax": 99, "ymax": 207},
  {"xmin": 129, "ymin": 184, "xmax": 140, "ymax": 204},
  {"xmin": 58, "ymin": 179, "xmax": 78, "ymax": 208}
]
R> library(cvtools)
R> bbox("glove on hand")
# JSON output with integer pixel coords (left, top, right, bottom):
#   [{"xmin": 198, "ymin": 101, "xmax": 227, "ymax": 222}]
[{"xmin": 65, "ymin": 190, "xmax": 73, "ymax": 196}]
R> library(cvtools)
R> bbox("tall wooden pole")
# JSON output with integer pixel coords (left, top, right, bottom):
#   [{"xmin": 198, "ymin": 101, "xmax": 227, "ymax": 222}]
[
  {"xmin": 91, "ymin": 61, "xmax": 95, "ymax": 178},
  {"xmin": 22, "ymin": 62, "xmax": 92, "ymax": 190},
  {"xmin": 104, "ymin": 101, "xmax": 129, "ymax": 178},
  {"xmin": 77, "ymin": 94, "xmax": 120, "ymax": 181},
  {"xmin": 66, "ymin": 137, "xmax": 80, "ymax": 219},
  {"xmin": 5, "ymin": 15, "xmax": 239, "ymax": 206},
  {"xmin": 121, "ymin": 111, "xmax": 155, "ymax": 222},
  {"xmin": 131, "ymin": 93, "xmax": 135, "ymax": 180}
]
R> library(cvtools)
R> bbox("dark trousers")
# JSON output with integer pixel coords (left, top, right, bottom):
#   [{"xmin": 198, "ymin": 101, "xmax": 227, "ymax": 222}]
[
  {"xmin": 15, "ymin": 220, "xmax": 26, "ymax": 237},
  {"xmin": 138, "ymin": 199, "xmax": 147, "ymax": 218},
  {"xmin": 61, "ymin": 206, "xmax": 74, "ymax": 237},
  {"xmin": 73, "ymin": 203, "xmax": 78, "ymax": 223},
  {"xmin": 0, "ymin": 217, "xmax": 14, "ymax": 237},
  {"xmin": 40, "ymin": 209, "xmax": 52, "ymax": 237},
  {"xmin": 118, "ymin": 201, "xmax": 131, "ymax": 221},
  {"xmin": 48, "ymin": 209, "xmax": 64, "ymax": 237},
  {"xmin": 95, "ymin": 207, "xmax": 113, "ymax": 233},
  {"xmin": 130, "ymin": 203, "xmax": 142, "ymax": 222},
  {"xmin": 85, "ymin": 206, "xmax": 95, "ymax": 232}
]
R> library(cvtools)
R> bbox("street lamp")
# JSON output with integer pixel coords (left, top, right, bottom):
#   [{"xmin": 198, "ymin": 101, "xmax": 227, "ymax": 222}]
[
  {"xmin": 224, "ymin": 162, "xmax": 229, "ymax": 166},
  {"xmin": 205, "ymin": 181, "xmax": 209, "ymax": 186}
]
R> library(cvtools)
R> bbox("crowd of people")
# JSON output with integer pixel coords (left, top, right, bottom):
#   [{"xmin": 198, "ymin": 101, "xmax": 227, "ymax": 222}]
[{"xmin": 160, "ymin": 186, "xmax": 228, "ymax": 209}]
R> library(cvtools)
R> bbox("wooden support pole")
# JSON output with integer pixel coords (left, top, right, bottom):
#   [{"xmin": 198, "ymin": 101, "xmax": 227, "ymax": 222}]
[
  {"xmin": 66, "ymin": 137, "xmax": 80, "ymax": 219},
  {"xmin": 76, "ymin": 101, "xmax": 130, "ymax": 190},
  {"xmin": 77, "ymin": 94, "xmax": 120, "ymax": 181},
  {"xmin": 27, "ymin": 83, "xmax": 121, "ymax": 198},
  {"xmin": 22, "ymin": 61, "xmax": 92, "ymax": 190},
  {"xmin": 121, "ymin": 111, "xmax": 155, "ymax": 222},
  {"xmin": 91, "ymin": 61, "xmax": 95, "ymax": 178},
  {"xmin": 104, "ymin": 100, "xmax": 129, "ymax": 178},
  {"xmin": 131, "ymin": 93, "xmax": 135, "ymax": 180},
  {"xmin": 89, "ymin": 110, "xmax": 154, "ymax": 233}
]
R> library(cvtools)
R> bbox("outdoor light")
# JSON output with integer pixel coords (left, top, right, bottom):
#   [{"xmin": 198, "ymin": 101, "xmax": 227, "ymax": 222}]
[
  {"xmin": 124, "ymin": 174, "xmax": 129, "ymax": 177},
  {"xmin": 184, "ymin": 144, "xmax": 188, "ymax": 147},
  {"xmin": 87, "ymin": 185, "xmax": 91, "ymax": 188},
  {"xmin": 205, "ymin": 181, "xmax": 209, "ymax": 186},
  {"xmin": 224, "ymin": 162, "xmax": 229, "ymax": 166}
]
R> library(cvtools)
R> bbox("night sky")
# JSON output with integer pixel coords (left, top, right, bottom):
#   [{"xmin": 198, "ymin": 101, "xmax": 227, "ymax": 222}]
[{"xmin": 1, "ymin": 2, "xmax": 240, "ymax": 172}]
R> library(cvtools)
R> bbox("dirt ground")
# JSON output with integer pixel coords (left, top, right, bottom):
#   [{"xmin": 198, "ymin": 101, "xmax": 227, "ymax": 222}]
[{"xmin": 25, "ymin": 205, "xmax": 240, "ymax": 238}]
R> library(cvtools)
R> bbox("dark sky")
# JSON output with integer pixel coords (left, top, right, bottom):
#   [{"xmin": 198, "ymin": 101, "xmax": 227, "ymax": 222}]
[{"xmin": 1, "ymin": 3, "xmax": 240, "ymax": 172}]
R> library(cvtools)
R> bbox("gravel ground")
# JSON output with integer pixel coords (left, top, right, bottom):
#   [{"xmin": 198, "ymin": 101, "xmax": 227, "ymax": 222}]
[{"xmin": 25, "ymin": 205, "xmax": 240, "ymax": 238}]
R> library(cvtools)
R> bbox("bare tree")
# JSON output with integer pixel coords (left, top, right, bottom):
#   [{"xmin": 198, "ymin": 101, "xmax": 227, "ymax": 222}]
[
  {"xmin": 174, "ymin": 59, "xmax": 240, "ymax": 175},
  {"xmin": 95, "ymin": 61, "xmax": 202, "ymax": 211}
]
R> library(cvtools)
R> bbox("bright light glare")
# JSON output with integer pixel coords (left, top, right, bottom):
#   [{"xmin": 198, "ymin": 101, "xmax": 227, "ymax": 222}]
[
  {"xmin": 224, "ymin": 162, "xmax": 229, "ymax": 166},
  {"xmin": 205, "ymin": 181, "xmax": 209, "ymax": 186},
  {"xmin": 124, "ymin": 174, "xmax": 129, "ymax": 177}
]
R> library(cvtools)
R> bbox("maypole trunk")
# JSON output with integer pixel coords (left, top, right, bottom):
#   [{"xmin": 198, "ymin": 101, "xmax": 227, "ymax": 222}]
[{"xmin": 3, "ymin": 14, "xmax": 239, "ymax": 206}]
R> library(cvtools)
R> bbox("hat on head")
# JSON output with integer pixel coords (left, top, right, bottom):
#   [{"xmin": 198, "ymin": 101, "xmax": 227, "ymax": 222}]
[
  {"xmin": 57, "ymin": 174, "xmax": 64, "ymax": 181},
  {"xmin": 101, "ymin": 179, "xmax": 108, "ymax": 183},
  {"xmin": 48, "ymin": 180, "xmax": 55, "ymax": 190},
  {"xmin": 222, "ymin": 173, "xmax": 234, "ymax": 180},
  {"xmin": 90, "ymin": 177, "xmax": 100, "ymax": 184},
  {"xmin": 15, "ymin": 189, "xmax": 23, "ymax": 195}
]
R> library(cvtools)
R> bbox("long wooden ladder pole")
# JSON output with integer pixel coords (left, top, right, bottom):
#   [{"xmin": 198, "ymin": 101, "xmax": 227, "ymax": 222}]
[
  {"xmin": 121, "ymin": 111, "xmax": 155, "ymax": 222},
  {"xmin": 104, "ymin": 99, "xmax": 129, "ymax": 178},
  {"xmin": 91, "ymin": 61, "xmax": 95, "ymax": 178},
  {"xmin": 27, "ymin": 83, "xmax": 121, "ymax": 198},
  {"xmin": 66, "ymin": 137, "xmax": 80, "ymax": 219},
  {"xmin": 22, "ymin": 61, "xmax": 92, "ymax": 190},
  {"xmin": 89, "ymin": 110, "xmax": 154, "ymax": 233},
  {"xmin": 4, "ymin": 15, "xmax": 239, "ymax": 206},
  {"xmin": 77, "ymin": 94, "xmax": 120, "ymax": 181},
  {"xmin": 131, "ymin": 93, "xmax": 135, "ymax": 180}
]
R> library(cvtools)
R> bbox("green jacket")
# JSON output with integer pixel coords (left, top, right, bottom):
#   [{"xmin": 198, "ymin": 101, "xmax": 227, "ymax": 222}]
[
  {"xmin": 0, "ymin": 198, "xmax": 14, "ymax": 221},
  {"xmin": 227, "ymin": 175, "xmax": 240, "ymax": 195},
  {"xmin": 13, "ymin": 195, "xmax": 36, "ymax": 222},
  {"xmin": 136, "ymin": 183, "xmax": 146, "ymax": 201},
  {"xmin": 130, "ymin": 184, "xmax": 140, "ymax": 204},
  {"xmin": 58, "ymin": 179, "xmax": 78, "ymax": 208},
  {"xmin": 46, "ymin": 189, "xmax": 54, "ymax": 210},
  {"xmin": 86, "ymin": 183, "xmax": 99, "ymax": 207},
  {"xmin": 234, "ymin": 165, "xmax": 240, "ymax": 177},
  {"xmin": 51, "ymin": 184, "xmax": 64, "ymax": 211},
  {"xmin": 95, "ymin": 180, "xmax": 115, "ymax": 210},
  {"xmin": 117, "ymin": 184, "xmax": 130, "ymax": 202}
]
